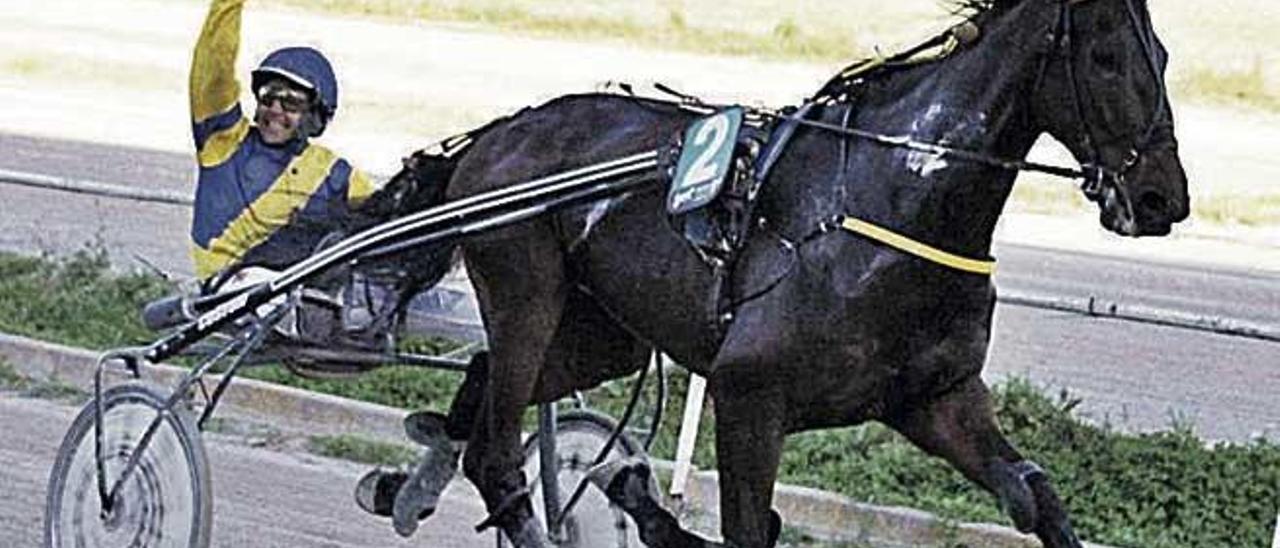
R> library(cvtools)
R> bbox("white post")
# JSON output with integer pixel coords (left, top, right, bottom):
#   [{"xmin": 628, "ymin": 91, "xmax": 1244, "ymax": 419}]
[
  {"xmin": 669, "ymin": 373, "xmax": 707, "ymax": 498},
  {"xmin": 1272, "ymin": 510, "xmax": 1280, "ymax": 548}
]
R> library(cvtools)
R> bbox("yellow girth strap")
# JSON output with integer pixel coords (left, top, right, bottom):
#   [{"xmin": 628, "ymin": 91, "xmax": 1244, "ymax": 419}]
[{"xmin": 840, "ymin": 217, "xmax": 996, "ymax": 276}]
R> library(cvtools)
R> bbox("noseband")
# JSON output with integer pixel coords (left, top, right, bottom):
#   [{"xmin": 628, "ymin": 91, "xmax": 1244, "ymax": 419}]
[{"xmin": 1043, "ymin": 0, "xmax": 1170, "ymax": 201}]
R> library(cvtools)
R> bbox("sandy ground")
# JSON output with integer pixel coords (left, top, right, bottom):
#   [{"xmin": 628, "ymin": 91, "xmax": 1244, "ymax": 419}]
[{"xmin": 0, "ymin": 0, "xmax": 1276, "ymax": 270}]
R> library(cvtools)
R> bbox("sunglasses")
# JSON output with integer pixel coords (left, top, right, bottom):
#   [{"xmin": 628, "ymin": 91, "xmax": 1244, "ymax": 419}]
[{"xmin": 256, "ymin": 82, "xmax": 312, "ymax": 114}]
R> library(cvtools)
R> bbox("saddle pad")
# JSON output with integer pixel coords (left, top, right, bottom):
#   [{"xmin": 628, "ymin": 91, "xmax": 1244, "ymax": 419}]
[{"xmin": 666, "ymin": 107, "xmax": 745, "ymax": 215}]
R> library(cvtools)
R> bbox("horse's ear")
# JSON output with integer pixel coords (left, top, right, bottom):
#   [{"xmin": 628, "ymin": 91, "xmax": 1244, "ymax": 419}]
[{"xmin": 954, "ymin": 0, "xmax": 1022, "ymax": 14}]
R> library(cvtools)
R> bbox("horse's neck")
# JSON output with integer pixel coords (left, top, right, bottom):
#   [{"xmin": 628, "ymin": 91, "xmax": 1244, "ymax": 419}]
[{"xmin": 836, "ymin": 8, "xmax": 1048, "ymax": 259}]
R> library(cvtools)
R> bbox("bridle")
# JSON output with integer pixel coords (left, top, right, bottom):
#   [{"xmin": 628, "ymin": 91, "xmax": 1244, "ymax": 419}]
[
  {"xmin": 1036, "ymin": 0, "xmax": 1171, "ymax": 203},
  {"xmin": 729, "ymin": 0, "xmax": 1176, "ymax": 276},
  {"xmin": 780, "ymin": 0, "xmax": 1171, "ymax": 201}
]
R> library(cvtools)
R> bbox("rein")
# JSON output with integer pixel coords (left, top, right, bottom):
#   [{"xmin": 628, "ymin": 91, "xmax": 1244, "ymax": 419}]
[
  {"xmin": 768, "ymin": 112, "xmax": 1088, "ymax": 182},
  {"xmin": 741, "ymin": 0, "xmax": 1166, "ymax": 276},
  {"xmin": 768, "ymin": 0, "xmax": 1164, "ymax": 189},
  {"xmin": 751, "ymin": 111, "xmax": 1063, "ymax": 277}
]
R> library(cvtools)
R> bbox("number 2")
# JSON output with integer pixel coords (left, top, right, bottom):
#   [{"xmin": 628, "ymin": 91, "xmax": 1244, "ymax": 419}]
[{"xmin": 685, "ymin": 113, "xmax": 731, "ymax": 186}]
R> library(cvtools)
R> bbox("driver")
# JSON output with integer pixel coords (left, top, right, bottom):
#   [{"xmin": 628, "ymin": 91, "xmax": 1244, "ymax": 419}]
[
  {"xmin": 189, "ymin": 0, "xmax": 488, "ymax": 535},
  {"xmin": 188, "ymin": 0, "xmax": 381, "ymax": 343},
  {"xmin": 186, "ymin": 0, "xmax": 481, "ymax": 535}
]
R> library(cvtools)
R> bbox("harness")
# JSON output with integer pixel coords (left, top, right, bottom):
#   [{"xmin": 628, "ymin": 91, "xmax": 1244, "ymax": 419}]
[
  {"xmin": 763, "ymin": 0, "xmax": 1168, "ymax": 276},
  {"xmin": 655, "ymin": 0, "xmax": 1170, "ymax": 330},
  {"xmin": 1036, "ymin": 0, "xmax": 1172, "ymax": 219}
]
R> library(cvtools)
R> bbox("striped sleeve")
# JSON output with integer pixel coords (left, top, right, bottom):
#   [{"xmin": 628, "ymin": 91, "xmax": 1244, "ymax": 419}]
[{"xmin": 189, "ymin": 0, "xmax": 248, "ymax": 155}]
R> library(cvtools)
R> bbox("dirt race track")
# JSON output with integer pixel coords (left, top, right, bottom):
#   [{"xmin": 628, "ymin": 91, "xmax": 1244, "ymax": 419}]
[{"xmin": 0, "ymin": 390, "xmax": 497, "ymax": 547}]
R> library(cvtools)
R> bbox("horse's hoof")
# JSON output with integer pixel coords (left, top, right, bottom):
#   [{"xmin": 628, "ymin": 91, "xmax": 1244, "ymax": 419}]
[
  {"xmin": 586, "ymin": 457, "xmax": 656, "ymax": 513},
  {"xmin": 1038, "ymin": 531, "xmax": 1084, "ymax": 548},
  {"xmin": 585, "ymin": 458, "xmax": 628, "ymax": 491},
  {"xmin": 1021, "ymin": 465, "xmax": 1084, "ymax": 548},
  {"xmin": 391, "ymin": 443, "xmax": 459, "ymax": 537},
  {"xmin": 991, "ymin": 460, "xmax": 1041, "ymax": 533},
  {"xmin": 354, "ymin": 468, "xmax": 400, "ymax": 517},
  {"xmin": 404, "ymin": 410, "xmax": 451, "ymax": 448},
  {"xmin": 1042, "ymin": 521, "xmax": 1085, "ymax": 548},
  {"xmin": 767, "ymin": 508, "xmax": 783, "ymax": 546},
  {"xmin": 503, "ymin": 517, "xmax": 552, "ymax": 548}
]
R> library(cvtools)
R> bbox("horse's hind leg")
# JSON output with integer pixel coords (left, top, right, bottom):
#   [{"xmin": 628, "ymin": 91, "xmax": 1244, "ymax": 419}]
[
  {"xmin": 885, "ymin": 376, "xmax": 1083, "ymax": 548},
  {"xmin": 461, "ymin": 233, "xmax": 569, "ymax": 547},
  {"xmin": 710, "ymin": 374, "xmax": 786, "ymax": 548},
  {"xmin": 590, "ymin": 348, "xmax": 786, "ymax": 548}
]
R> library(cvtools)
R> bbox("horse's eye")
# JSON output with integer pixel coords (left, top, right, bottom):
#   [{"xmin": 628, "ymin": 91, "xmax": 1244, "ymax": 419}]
[{"xmin": 1092, "ymin": 49, "xmax": 1121, "ymax": 74}]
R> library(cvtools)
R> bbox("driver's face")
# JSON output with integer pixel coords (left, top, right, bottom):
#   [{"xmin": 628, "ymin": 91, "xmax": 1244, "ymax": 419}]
[{"xmin": 253, "ymin": 81, "xmax": 310, "ymax": 144}]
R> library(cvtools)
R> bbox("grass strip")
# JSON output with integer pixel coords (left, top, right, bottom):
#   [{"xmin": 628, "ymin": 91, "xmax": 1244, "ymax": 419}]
[
  {"xmin": 0, "ymin": 359, "xmax": 31, "ymax": 391},
  {"xmin": 309, "ymin": 433, "xmax": 420, "ymax": 468},
  {"xmin": 1, "ymin": 249, "xmax": 1277, "ymax": 546},
  {"xmin": 0, "ymin": 358, "xmax": 89, "ymax": 403},
  {"xmin": 21, "ymin": 379, "xmax": 90, "ymax": 404},
  {"xmin": 1175, "ymin": 61, "xmax": 1280, "ymax": 114},
  {"xmin": 263, "ymin": 0, "xmax": 865, "ymax": 63},
  {"xmin": 0, "ymin": 248, "xmax": 166, "ymax": 349},
  {"xmin": 257, "ymin": 0, "xmax": 1280, "ymax": 115}
]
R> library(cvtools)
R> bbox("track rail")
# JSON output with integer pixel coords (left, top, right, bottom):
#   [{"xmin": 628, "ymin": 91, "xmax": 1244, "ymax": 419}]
[
  {"xmin": 1001, "ymin": 290, "xmax": 1280, "ymax": 343},
  {"xmin": 0, "ymin": 167, "xmax": 193, "ymax": 206}
]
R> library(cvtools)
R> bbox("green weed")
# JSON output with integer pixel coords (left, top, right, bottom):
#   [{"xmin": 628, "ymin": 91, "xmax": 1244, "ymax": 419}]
[
  {"xmin": 775, "ymin": 379, "xmax": 1280, "ymax": 547},
  {"xmin": 1176, "ymin": 61, "xmax": 1280, "ymax": 113},
  {"xmin": 2, "ymin": 55, "xmax": 44, "ymax": 77},
  {"xmin": 1007, "ymin": 178, "xmax": 1089, "ymax": 216},
  {"xmin": 264, "ymin": 0, "xmax": 865, "ymax": 62},
  {"xmin": 22, "ymin": 380, "xmax": 87, "ymax": 403},
  {"xmin": 259, "ymin": 0, "xmax": 1280, "ymax": 113},
  {"xmin": 0, "ymin": 52, "xmax": 175, "ymax": 90},
  {"xmin": 0, "ymin": 360, "xmax": 31, "ymax": 390},
  {"xmin": 0, "ymin": 249, "xmax": 168, "ymax": 350},
  {"xmin": 1194, "ymin": 193, "xmax": 1280, "ymax": 226},
  {"xmin": 0, "ymin": 357, "xmax": 84, "ymax": 401},
  {"xmin": 309, "ymin": 433, "xmax": 419, "ymax": 467}
]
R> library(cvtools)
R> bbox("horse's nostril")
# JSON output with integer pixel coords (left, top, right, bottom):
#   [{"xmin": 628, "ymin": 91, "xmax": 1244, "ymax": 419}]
[{"xmin": 1137, "ymin": 191, "xmax": 1168, "ymax": 217}]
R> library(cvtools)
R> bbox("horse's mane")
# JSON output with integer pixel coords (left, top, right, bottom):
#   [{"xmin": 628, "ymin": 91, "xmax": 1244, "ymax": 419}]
[
  {"xmin": 950, "ymin": 0, "xmax": 998, "ymax": 14},
  {"xmin": 949, "ymin": 0, "xmax": 1033, "ymax": 15},
  {"xmin": 812, "ymin": 0, "xmax": 1017, "ymax": 102}
]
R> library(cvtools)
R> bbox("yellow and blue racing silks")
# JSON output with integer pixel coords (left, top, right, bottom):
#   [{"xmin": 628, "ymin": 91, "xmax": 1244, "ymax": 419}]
[{"xmin": 188, "ymin": 0, "xmax": 375, "ymax": 279}]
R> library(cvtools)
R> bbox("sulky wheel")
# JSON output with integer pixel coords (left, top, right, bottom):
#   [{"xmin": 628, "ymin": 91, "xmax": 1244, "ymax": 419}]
[
  {"xmin": 503, "ymin": 408, "xmax": 648, "ymax": 548},
  {"xmin": 45, "ymin": 383, "xmax": 212, "ymax": 548}
]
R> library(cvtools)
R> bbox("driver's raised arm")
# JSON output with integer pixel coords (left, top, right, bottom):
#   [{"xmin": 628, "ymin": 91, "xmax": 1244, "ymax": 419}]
[{"xmin": 189, "ymin": 0, "xmax": 248, "ymax": 162}]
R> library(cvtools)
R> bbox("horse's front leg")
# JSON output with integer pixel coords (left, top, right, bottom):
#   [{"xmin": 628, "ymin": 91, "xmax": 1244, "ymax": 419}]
[
  {"xmin": 886, "ymin": 375, "xmax": 1084, "ymax": 548},
  {"xmin": 461, "ymin": 236, "xmax": 568, "ymax": 547}
]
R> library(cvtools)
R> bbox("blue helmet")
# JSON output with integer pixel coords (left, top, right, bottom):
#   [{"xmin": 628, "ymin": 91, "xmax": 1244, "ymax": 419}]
[{"xmin": 251, "ymin": 47, "xmax": 338, "ymax": 137}]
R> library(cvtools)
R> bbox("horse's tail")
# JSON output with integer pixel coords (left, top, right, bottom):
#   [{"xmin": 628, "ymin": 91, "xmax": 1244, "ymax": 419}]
[{"xmin": 353, "ymin": 123, "xmax": 497, "ymax": 297}]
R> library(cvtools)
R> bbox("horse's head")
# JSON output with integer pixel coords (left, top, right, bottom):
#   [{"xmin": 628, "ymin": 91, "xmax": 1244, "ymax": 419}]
[{"xmin": 1029, "ymin": 0, "xmax": 1189, "ymax": 236}]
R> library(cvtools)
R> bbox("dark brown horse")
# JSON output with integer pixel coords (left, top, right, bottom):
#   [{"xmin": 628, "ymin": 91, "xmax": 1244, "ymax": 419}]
[{"xmin": 411, "ymin": 0, "xmax": 1188, "ymax": 545}]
